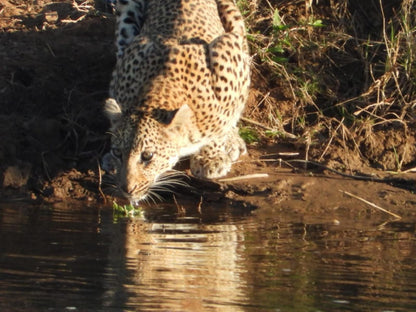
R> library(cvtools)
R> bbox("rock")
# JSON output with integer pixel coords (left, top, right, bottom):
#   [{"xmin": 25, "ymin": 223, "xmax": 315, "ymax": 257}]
[
  {"xmin": 45, "ymin": 11, "xmax": 59, "ymax": 23},
  {"xmin": 2, "ymin": 164, "xmax": 31, "ymax": 188}
]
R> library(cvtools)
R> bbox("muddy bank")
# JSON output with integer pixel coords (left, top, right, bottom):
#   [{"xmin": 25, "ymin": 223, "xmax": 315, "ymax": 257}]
[
  {"xmin": 5, "ymin": 145, "xmax": 416, "ymax": 229},
  {"xmin": 0, "ymin": 0, "xmax": 113, "ymax": 201}
]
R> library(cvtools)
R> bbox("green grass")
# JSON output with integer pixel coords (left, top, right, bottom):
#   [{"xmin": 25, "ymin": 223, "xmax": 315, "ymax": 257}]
[
  {"xmin": 112, "ymin": 201, "xmax": 143, "ymax": 221},
  {"xmin": 239, "ymin": 127, "xmax": 260, "ymax": 144}
]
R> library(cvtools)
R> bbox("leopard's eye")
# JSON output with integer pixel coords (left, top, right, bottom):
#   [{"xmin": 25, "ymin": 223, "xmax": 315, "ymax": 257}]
[
  {"xmin": 111, "ymin": 148, "xmax": 122, "ymax": 159},
  {"xmin": 141, "ymin": 151, "xmax": 154, "ymax": 162}
]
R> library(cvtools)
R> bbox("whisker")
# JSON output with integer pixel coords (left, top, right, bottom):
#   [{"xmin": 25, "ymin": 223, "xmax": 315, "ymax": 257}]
[
  {"xmin": 105, "ymin": 131, "xmax": 117, "ymax": 138},
  {"xmin": 159, "ymin": 169, "xmax": 188, "ymax": 177},
  {"xmin": 144, "ymin": 169, "xmax": 191, "ymax": 203},
  {"xmin": 146, "ymin": 190, "xmax": 164, "ymax": 204},
  {"xmin": 151, "ymin": 181, "xmax": 187, "ymax": 193},
  {"xmin": 154, "ymin": 170, "xmax": 190, "ymax": 187}
]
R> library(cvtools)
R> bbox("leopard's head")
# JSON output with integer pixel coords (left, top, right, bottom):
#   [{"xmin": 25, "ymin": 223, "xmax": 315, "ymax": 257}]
[{"xmin": 102, "ymin": 98, "xmax": 194, "ymax": 204}]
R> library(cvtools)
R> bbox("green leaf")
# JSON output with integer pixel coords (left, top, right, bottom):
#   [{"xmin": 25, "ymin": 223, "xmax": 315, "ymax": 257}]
[
  {"xmin": 265, "ymin": 130, "xmax": 283, "ymax": 137},
  {"xmin": 112, "ymin": 201, "xmax": 143, "ymax": 221},
  {"xmin": 270, "ymin": 55, "xmax": 289, "ymax": 63},
  {"xmin": 239, "ymin": 127, "xmax": 260, "ymax": 144},
  {"xmin": 272, "ymin": 9, "xmax": 288, "ymax": 31},
  {"xmin": 310, "ymin": 19, "xmax": 324, "ymax": 27},
  {"xmin": 267, "ymin": 45, "xmax": 285, "ymax": 54}
]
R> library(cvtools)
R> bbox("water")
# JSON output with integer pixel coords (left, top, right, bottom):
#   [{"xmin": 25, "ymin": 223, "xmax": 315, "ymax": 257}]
[{"xmin": 0, "ymin": 199, "xmax": 415, "ymax": 312}]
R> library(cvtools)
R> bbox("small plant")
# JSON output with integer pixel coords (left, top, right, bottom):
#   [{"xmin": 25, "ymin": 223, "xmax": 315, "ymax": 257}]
[
  {"xmin": 239, "ymin": 127, "xmax": 260, "ymax": 144},
  {"xmin": 307, "ymin": 18, "xmax": 324, "ymax": 28},
  {"xmin": 265, "ymin": 129, "xmax": 283, "ymax": 138},
  {"xmin": 112, "ymin": 201, "xmax": 143, "ymax": 221},
  {"xmin": 272, "ymin": 9, "xmax": 289, "ymax": 32},
  {"xmin": 236, "ymin": 0, "xmax": 250, "ymax": 17}
]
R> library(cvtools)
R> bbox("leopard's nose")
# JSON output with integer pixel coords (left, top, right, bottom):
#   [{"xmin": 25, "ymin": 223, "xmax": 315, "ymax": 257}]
[{"xmin": 121, "ymin": 183, "xmax": 137, "ymax": 195}]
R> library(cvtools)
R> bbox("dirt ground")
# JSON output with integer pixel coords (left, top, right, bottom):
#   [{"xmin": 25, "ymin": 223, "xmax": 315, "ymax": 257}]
[
  {"xmin": 0, "ymin": 0, "xmax": 415, "ymax": 217},
  {"xmin": 0, "ymin": 0, "xmax": 113, "ymax": 201}
]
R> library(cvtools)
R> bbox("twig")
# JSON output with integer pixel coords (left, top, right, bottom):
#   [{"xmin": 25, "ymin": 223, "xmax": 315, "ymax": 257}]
[
  {"xmin": 319, "ymin": 117, "xmax": 344, "ymax": 161},
  {"xmin": 97, "ymin": 159, "xmax": 106, "ymax": 203},
  {"xmin": 61, "ymin": 15, "xmax": 87, "ymax": 24},
  {"xmin": 339, "ymin": 190, "xmax": 401, "ymax": 220},
  {"xmin": 218, "ymin": 173, "xmax": 269, "ymax": 182},
  {"xmin": 280, "ymin": 159, "xmax": 415, "ymax": 191},
  {"xmin": 304, "ymin": 131, "xmax": 311, "ymax": 170},
  {"xmin": 197, "ymin": 196, "xmax": 203, "ymax": 214},
  {"xmin": 45, "ymin": 42, "xmax": 56, "ymax": 57},
  {"xmin": 240, "ymin": 116, "xmax": 298, "ymax": 139},
  {"xmin": 40, "ymin": 151, "xmax": 51, "ymax": 182},
  {"xmin": 278, "ymin": 152, "xmax": 299, "ymax": 156},
  {"xmin": 72, "ymin": 0, "xmax": 93, "ymax": 13},
  {"xmin": 402, "ymin": 167, "xmax": 416, "ymax": 173},
  {"xmin": 173, "ymin": 194, "xmax": 185, "ymax": 214},
  {"xmin": 241, "ymin": 116, "xmax": 273, "ymax": 130},
  {"xmin": 287, "ymin": 159, "xmax": 386, "ymax": 181}
]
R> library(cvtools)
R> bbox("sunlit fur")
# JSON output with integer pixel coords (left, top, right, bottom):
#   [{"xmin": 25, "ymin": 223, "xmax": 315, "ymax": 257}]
[{"xmin": 104, "ymin": 0, "xmax": 250, "ymax": 203}]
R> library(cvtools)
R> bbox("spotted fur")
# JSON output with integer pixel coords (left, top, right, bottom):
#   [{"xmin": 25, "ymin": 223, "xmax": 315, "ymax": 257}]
[{"xmin": 103, "ymin": 0, "xmax": 250, "ymax": 203}]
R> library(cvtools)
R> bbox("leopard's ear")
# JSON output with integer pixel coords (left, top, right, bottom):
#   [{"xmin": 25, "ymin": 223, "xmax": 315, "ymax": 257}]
[
  {"xmin": 104, "ymin": 98, "xmax": 122, "ymax": 125},
  {"xmin": 165, "ymin": 104, "xmax": 194, "ymax": 131}
]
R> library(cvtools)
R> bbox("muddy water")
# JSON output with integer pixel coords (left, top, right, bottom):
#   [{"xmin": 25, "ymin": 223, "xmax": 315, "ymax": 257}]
[{"xmin": 0, "ymin": 198, "xmax": 415, "ymax": 312}]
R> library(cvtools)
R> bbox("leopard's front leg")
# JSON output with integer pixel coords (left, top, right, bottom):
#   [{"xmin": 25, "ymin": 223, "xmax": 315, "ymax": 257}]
[{"xmin": 190, "ymin": 127, "xmax": 246, "ymax": 179}]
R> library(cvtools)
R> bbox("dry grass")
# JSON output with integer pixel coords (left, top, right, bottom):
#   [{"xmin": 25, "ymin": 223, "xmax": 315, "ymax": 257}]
[{"xmin": 239, "ymin": 0, "xmax": 416, "ymax": 172}]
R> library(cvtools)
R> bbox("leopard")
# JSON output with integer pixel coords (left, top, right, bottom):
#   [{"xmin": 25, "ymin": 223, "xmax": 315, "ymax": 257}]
[{"xmin": 102, "ymin": 0, "xmax": 250, "ymax": 204}]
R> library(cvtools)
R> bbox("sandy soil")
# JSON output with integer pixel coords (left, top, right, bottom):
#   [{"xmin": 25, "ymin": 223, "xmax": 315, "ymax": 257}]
[{"xmin": 0, "ymin": 0, "xmax": 415, "ymax": 217}]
